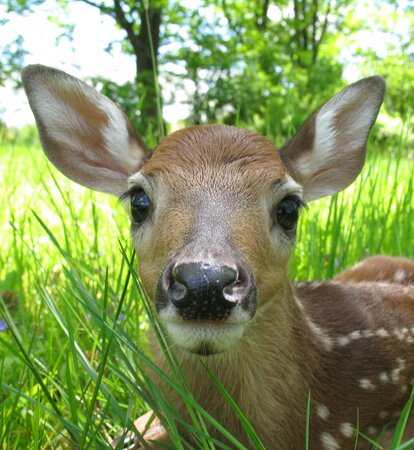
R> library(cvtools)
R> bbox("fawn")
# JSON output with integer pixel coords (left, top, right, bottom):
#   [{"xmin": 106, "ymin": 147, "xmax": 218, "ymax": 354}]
[{"xmin": 22, "ymin": 65, "xmax": 414, "ymax": 449}]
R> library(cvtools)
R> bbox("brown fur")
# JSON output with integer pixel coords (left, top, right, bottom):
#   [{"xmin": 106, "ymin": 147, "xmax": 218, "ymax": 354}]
[{"xmin": 336, "ymin": 255, "xmax": 414, "ymax": 285}]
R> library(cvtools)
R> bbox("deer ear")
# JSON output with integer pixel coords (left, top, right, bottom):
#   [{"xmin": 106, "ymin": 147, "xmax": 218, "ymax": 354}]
[
  {"xmin": 22, "ymin": 65, "xmax": 151, "ymax": 196},
  {"xmin": 280, "ymin": 76, "xmax": 385, "ymax": 202}
]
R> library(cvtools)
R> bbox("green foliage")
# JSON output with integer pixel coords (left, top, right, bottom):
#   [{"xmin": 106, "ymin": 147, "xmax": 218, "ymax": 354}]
[
  {"xmin": 0, "ymin": 34, "xmax": 27, "ymax": 88},
  {"xmin": 390, "ymin": 386, "xmax": 414, "ymax": 449},
  {"xmin": 363, "ymin": 51, "xmax": 414, "ymax": 121},
  {"xmin": 163, "ymin": 0, "xmax": 348, "ymax": 138},
  {"xmin": 2, "ymin": 0, "xmax": 413, "ymax": 139},
  {"xmin": 350, "ymin": 2, "xmax": 414, "ymax": 123},
  {"xmin": 0, "ymin": 123, "xmax": 39, "ymax": 146}
]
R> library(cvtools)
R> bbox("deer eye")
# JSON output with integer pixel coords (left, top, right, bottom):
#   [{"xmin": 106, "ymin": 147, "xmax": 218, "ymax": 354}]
[
  {"xmin": 130, "ymin": 189, "xmax": 151, "ymax": 224},
  {"xmin": 275, "ymin": 196, "xmax": 302, "ymax": 232}
]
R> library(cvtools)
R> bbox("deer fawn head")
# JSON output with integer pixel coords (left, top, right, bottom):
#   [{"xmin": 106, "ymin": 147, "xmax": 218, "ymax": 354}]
[{"xmin": 22, "ymin": 65, "xmax": 385, "ymax": 356}]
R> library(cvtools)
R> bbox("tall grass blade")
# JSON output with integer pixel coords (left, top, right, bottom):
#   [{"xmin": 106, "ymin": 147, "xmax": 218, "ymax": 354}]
[{"xmin": 390, "ymin": 386, "xmax": 414, "ymax": 448}]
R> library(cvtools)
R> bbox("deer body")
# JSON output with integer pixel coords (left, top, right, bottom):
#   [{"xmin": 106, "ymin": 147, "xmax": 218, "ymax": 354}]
[
  {"xmin": 22, "ymin": 65, "xmax": 414, "ymax": 449},
  {"xmin": 157, "ymin": 281, "xmax": 414, "ymax": 449}
]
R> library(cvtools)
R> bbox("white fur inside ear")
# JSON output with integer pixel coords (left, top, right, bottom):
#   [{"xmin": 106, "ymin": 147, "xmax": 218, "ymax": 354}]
[
  {"xmin": 294, "ymin": 106, "xmax": 337, "ymax": 185},
  {"xmin": 23, "ymin": 65, "xmax": 151, "ymax": 195},
  {"xmin": 34, "ymin": 80, "xmax": 97, "ymax": 159},
  {"xmin": 101, "ymin": 97, "xmax": 146, "ymax": 174},
  {"xmin": 292, "ymin": 78, "xmax": 385, "ymax": 201},
  {"xmin": 315, "ymin": 86, "xmax": 380, "ymax": 157},
  {"xmin": 298, "ymin": 88, "xmax": 376, "ymax": 181}
]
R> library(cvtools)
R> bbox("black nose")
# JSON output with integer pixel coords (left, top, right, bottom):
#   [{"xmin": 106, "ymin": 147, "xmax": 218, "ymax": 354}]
[{"xmin": 158, "ymin": 261, "xmax": 253, "ymax": 321}]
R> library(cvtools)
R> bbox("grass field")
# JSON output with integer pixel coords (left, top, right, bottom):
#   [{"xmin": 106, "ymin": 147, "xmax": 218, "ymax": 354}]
[{"xmin": 0, "ymin": 131, "xmax": 413, "ymax": 449}]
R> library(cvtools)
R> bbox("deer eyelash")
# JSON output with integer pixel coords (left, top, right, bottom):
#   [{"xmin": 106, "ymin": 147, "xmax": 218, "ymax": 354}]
[{"xmin": 118, "ymin": 187, "xmax": 142, "ymax": 204}]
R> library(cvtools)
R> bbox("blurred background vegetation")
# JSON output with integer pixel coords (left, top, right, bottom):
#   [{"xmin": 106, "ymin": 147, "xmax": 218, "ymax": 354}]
[{"xmin": 1, "ymin": 0, "xmax": 413, "ymax": 145}]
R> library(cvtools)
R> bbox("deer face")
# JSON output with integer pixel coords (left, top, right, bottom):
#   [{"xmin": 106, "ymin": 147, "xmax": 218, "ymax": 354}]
[
  {"xmin": 22, "ymin": 65, "xmax": 385, "ymax": 355},
  {"xmin": 127, "ymin": 126, "xmax": 302, "ymax": 354}
]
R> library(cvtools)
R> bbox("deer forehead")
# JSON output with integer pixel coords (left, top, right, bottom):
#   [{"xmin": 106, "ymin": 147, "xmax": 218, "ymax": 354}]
[{"xmin": 140, "ymin": 125, "xmax": 290, "ymax": 197}]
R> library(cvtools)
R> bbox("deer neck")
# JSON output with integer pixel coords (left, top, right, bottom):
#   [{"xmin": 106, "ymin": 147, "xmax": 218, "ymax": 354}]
[{"xmin": 152, "ymin": 281, "xmax": 320, "ymax": 446}]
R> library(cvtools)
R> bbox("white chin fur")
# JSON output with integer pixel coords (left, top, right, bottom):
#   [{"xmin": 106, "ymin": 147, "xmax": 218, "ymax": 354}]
[{"xmin": 164, "ymin": 322, "xmax": 246, "ymax": 355}]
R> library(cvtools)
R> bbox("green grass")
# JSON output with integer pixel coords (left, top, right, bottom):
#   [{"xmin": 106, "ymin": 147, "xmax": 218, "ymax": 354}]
[
  {"xmin": 292, "ymin": 139, "xmax": 414, "ymax": 280},
  {"xmin": 0, "ymin": 135, "xmax": 413, "ymax": 449}
]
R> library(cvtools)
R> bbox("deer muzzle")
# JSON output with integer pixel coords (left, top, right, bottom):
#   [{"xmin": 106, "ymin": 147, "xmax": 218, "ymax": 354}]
[{"xmin": 155, "ymin": 247, "xmax": 257, "ymax": 355}]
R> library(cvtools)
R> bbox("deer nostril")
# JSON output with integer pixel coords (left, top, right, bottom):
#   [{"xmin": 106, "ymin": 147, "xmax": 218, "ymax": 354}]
[
  {"xmin": 223, "ymin": 263, "xmax": 249, "ymax": 302},
  {"xmin": 169, "ymin": 276, "xmax": 187, "ymax": 302},
  {"xmin": 221, "ymin": 265, "xmax": 238, "ymax": 286}
]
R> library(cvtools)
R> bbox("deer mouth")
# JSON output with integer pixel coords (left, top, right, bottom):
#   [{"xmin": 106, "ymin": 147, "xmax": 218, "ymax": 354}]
[{"xmin": 162, "ymin": 321, "xmax": 248, "ymax": 355}]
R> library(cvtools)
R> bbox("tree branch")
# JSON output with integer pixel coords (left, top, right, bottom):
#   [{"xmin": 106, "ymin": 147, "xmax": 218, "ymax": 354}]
[
  {"xmin": 221, "ymin": 0, "xmax": 244, "ymax": 45},
  {"xmin": 256, "ymin": 0, "xmax": 269, "ymax": 29},
  {"xmin": 76, "ymin": 0, "xmax": 115, "ymax": 18},
  {"xmin": 311, "ymin": 0, "xmax": 318, "ymax": 63},
  {"xmin": 314, "ymin": 1, "xmax": 331, "ymax": 61},
  {"xmin": 113, "ymin": 0, "xmax": 141, "ymax": 55}
]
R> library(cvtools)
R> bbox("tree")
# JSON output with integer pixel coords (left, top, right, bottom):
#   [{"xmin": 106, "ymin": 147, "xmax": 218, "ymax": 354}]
[
  {"xmin": 0, "ymin": 1, "xmax": 31, "ymax": 87},
  {"xmin": 2, "ymin": 0, "xmax": 412, "ymax": 139},
  {"xmin": 1, "ymin": 0, "xmax": 165, "ymax": 137},
  {"xmin": 165, "ymin": 0, "xmax": 348, "ymax": 138},
  {"xmin": 0, "ymin": 35, "xmax": 27, "ymax": 87},
  {"xmin": 79, "ymin": 0, "xmax": 165, "ymax": 137},
  {"xmin": 352, "ymin": 2, "xmax": 414, "ymax": 123}
]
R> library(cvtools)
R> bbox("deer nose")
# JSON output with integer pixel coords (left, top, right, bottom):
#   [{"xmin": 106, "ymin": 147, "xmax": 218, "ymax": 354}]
[{"xmin": 158, "ymin": 260, "xmax": 253, "ymax": 321}]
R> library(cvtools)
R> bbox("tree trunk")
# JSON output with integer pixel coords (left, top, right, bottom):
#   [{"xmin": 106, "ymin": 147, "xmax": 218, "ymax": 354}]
[
  {"xmin": 83, "ymin": 0, "xmax": 163, "ymax": 137},
  {"xmin": 136, "ymin": 6, "xmax": 163, "ymax": 138}
]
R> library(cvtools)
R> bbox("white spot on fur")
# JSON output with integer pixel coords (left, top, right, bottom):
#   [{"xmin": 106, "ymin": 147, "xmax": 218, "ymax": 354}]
[
  {"xmin": 339, "ymin": 422, "xmax": 354, "ymax": 438},
  {"xmin": 336, "ymin": 335, "xmax": 351, "ymax": 346},
  {"xmin": 320, "ymin": 432, "xmax": 340, "ymax": 450},
  {"xmin": 391, "ymin": 369, "xmax": 401, "ymax": 384},
  {"xmin": 376, "ymin": 328, "xmax": 389, "ymax": 338},
  {"xmin": 394, "ymin": 329, "xmax": 408, "ymax": 341},
  {"xmin": 306, "ymin": 319, "xmax": 334, "ymax": 350},
  {"xmin": 295, "ymin": 297, "xmax": 333, "ymax": 351},
  {"xmin": 394, "ymin": 269, "xmax": 406, "ymax": 282},
  {"xmin": 333, "ymin": 325, "xmax": 414, "ymax": 348},
  {"xmin": 316, "ymin": 403, "xmax": 330, "ymax": 420},
  {"xmin": 396, "ymin": 357, "xmax": 406, "ymax": 367},
  {"xmin": 379, "ymin": 372, "xmax": 390, "ymax": 383},
  {"xmin": 359, "ymin": 378, "xmax": 376, "ymax": 390},
  {"xmin": 335, "ymin": 329, "xmax": 367, "ymax": 346},
  {"xmin": 362, "ymin": 330, "xmax": 374, "ymax": 338},
  {"xmin": 349, "ymin": 330, "xmax": 362, "ymax": 340}
]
